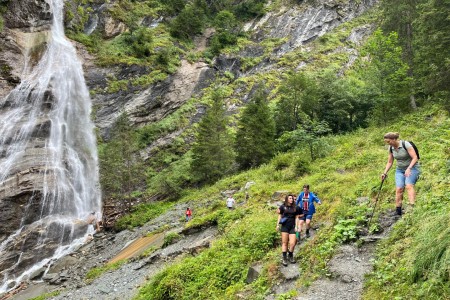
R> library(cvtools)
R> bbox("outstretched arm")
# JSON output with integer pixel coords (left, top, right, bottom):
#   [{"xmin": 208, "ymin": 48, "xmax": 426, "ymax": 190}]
[{"xmin": 312, "ymin": 193, "xmax": 321, "ymax": 204}]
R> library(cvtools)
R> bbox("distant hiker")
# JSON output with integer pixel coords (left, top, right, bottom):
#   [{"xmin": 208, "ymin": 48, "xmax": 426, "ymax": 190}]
[
  {"xmin": 381, "ymin": 132, "xmax": 420, "ymax": 216},
  {"xmin": 185, "ymin": 207, "xmax": 192, "ymax": 222},
  {"xmin": 296, "ymin": 184, "xmax": 321, "ymax": 239},
  {"xmin": 277, "ymin": 194, "xmax": 304, "ymax": 266},
  {"xmin": 86, "ymin": 212, "xmax": 101, "ymax": 232},
  {"xmin": 226, "ymin": 196, "xmax": 236, "ymax": 209}
]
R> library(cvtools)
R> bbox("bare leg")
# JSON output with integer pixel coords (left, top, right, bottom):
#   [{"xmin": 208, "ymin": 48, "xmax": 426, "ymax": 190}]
[
  {"xmin": 289, "ymin": 234, "xmax": 297, "ymax": 252},
  {"xmin": 395, "ymin": 187, "xmax": 404, "ymax": 208},
  {"xmin": 298, "ymin": 219, "xmax": 305, "ymax": 233},
  {"xmin": 305, "ymin": 219, "xmax": 311, "ymax": 230},
  {"xmin": 281, "ymin": 232, "xmax": 289, "ymax": 252},
  {"xmin": 405, "ymin": 184, "xmax": 416, "ymax": 205}
]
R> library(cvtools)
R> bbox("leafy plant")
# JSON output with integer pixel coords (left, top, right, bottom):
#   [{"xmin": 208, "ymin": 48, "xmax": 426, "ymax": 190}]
[
  {"xmin": 115, "ymin": 201, "xmax": 174, "ymax": 230},
  {"xmin": 162, "ymin": 232, "xmax": 182, "ymax": 247}
]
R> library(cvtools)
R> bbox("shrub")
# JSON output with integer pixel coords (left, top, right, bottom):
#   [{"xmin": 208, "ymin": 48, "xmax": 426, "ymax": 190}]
[
  {"xmin": 163, "ymin": 232, "xmax": 182, "ymax": 247},
  {"xmin": 115, "ymin": 202, "xmax": 174, "ymax": 230},
  {"xmin": 292, "ymin": 155, "xmax": 310, "ymax": 176},
  {"xmin": 272, "ymin": 154, "xmax": 291, "ymax": 171},
  {"xmin": 124, "ymin": 27, "xmax": 154, "ymax": 58},
  {"xmin": 169, "ymin": 4, "xmax": 205, "ymax": 40}
]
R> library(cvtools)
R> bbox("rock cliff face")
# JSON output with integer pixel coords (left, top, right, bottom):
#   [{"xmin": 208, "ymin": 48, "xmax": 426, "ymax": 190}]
[
  {"xmin": 0, "ymin": 0, "xmax": 101, "ymax": 289},
  {"xmin": 245, "ymin": 0, "xmax": 377, "ymax": 53},
  {"xmin": 81, "ymin": 0, "xmax": 377, "ymax": 139},
  {"xmin": 0, "ymin": 0, "xmax": 53, "ymax": 244},
  {"xmin": 89, "ymin": 59, "xmax": 212, "ymax": 137}
]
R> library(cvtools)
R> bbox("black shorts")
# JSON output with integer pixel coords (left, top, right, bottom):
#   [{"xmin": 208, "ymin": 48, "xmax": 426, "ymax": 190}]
[{"xmin": 281, "ymin": 222, "xmax": 296, "ymax": 234}]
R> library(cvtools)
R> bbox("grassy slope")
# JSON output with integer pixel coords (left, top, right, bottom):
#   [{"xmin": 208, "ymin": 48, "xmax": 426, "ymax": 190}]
[{"xmin": 133, "ymin": 106, "xmax": 449, "ymax": 300}]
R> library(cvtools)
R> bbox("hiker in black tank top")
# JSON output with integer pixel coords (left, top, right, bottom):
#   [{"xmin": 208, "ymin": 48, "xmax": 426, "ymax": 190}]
[{"xmin": 277, "ymin": 194, "xmax": 303, "ymax": 266}]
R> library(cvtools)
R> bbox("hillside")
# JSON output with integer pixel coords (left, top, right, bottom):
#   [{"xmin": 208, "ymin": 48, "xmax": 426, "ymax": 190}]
[
  {"xmin": 25, "ymin": 105, "xmax": 444, "ymax": 300},
  {"xmin": 1, "ymin": 0, "xmax": 449, "ymax": 298},
  {"xmin": 124, "ymin": 105, "xmax": 448, "ymax": 300}
]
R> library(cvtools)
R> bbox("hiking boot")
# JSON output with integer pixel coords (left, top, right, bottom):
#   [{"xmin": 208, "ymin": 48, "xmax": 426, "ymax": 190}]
[
  {"xmin": 282, "ymin": 257, "xmax": 288, "ymax": 267},
  {"xmin": 305, "ymin": 229, "xmax": 310, "ymax": 238},
  {"xmin": 395, "ymin": 206, "xmax": 402, "ymax": 216},
  {"xmin": 288, "ymin": 256, "xmax": 297, "ymax": 264}
]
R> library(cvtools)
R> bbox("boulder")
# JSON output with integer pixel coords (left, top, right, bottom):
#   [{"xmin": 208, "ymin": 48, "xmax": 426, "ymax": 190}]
[{"xmin": 246, "ymin": 263, "xmax": 263, "ymax": 284}]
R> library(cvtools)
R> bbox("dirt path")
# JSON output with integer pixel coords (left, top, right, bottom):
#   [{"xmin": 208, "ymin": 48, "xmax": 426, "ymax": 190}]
[
  {"xmin": 268, "ymin": 213, "xmax": 397, "ymax": 300},
  {"xmin": 109, "ymin": 233, "xmax": 164, "ymax": 264}
]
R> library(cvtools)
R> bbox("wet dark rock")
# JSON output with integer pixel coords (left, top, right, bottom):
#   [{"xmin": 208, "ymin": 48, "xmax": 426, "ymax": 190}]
[
  {"xmin": 213, "ymin": 55, "xmax": 242, "ymax": 77},
  {"xmin": 3, "ymin": 0, "xmax": 52, "ymax": 29},
  {"xmin": 29, "ymin": 267, "xmax": 46, "ymax": 280},
  {"xmin": 48, "ymin": 256, "xmax": 79, "ymax": 273},
  {"xmin": 246, "ymin": 263, "xmax": 263, "ymax": 284},
  {"xmin": 42, "ymin": 273, "xmax": 59, "ymax": 283}
]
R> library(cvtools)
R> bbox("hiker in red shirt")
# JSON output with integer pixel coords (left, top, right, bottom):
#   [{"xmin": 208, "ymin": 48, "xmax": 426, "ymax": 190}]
[{"xmin": 185, "ymin": 207, "xmax": 192, "ymax": 222}]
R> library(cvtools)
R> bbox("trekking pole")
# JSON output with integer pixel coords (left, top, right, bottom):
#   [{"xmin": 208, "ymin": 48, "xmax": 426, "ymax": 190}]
[{"xmin": 367, "ymin": 176, "xmax": 386, "ymax": 229}]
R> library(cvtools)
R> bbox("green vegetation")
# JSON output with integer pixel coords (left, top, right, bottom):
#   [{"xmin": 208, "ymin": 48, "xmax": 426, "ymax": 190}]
[
  {"xmin": 84, "ymin": 2, "xmax": 449, "ymax": 298},
  {"xmin": 96, "ymin": 0, "xmax": 449, "ymax": 207},
  {"xmin": 0, "ymin": 0, "xmax": 8, "ymax": 32},
  {"xmin": 365, "ymin": 207, "xmax": 450, "ymax": 299},
  {"xmin": 191, "ymin": 88, "xmax": 235, "ymax": 183},
  {"xmin": 115, "ymin": 201, "xmax": 174, "ymax": 230},
  {"xmin": 162, "ymin": 232, "xmax": 182, "ymax": 247},
  {"xmin": 235, "ymin": 87, "xmax": 276, "ymax": 169},
  {"xmin": 85, "ymin": 260, "xmax": 128, "ymax": 283},
  {"xmin": 29, "ymin": 291, "xmax": 61, "ymax": 300},
  {"xmin": 131, "ymin": 106, "xmax": 449, "ymax": 299},
  {"xmin": 98, "ymin": 113, "xmax": 145, "ymax": 200}
]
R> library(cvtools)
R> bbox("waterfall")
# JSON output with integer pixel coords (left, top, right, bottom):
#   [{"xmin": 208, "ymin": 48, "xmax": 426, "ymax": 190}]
[{"xmin": 0, "ymin": 0, "xmax": 101, "ymax": 292}]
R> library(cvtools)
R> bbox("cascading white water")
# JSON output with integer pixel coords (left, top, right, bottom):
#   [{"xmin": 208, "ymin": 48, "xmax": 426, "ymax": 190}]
[{"xmin": 0, "ymin": 0, "xmax": 101, "ymax": 292}]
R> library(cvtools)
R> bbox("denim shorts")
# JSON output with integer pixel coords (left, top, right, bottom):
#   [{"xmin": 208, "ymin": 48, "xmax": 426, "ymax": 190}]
[
  {"xmin": 395, "ymin": 165, "xmax": 420, "ymax": 188},
  {"xmin": 299, "ymin": 214, "xmax": 313, "ymax": 221}
]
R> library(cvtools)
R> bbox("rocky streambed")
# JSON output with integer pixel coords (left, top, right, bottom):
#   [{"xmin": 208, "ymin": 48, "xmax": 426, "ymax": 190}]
[{"xmin": 5, "ymin": 203, "xmax": 218, "ymax": 300}]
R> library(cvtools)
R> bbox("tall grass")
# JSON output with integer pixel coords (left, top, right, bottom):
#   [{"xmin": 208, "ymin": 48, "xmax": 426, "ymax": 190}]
[
  {"xmin": 132, "ymin": 106, "xmax": 449, "ymax": 299},
  {"xmin": 410, "ymin": 208, "xmax": 449, "ymax": 285}
]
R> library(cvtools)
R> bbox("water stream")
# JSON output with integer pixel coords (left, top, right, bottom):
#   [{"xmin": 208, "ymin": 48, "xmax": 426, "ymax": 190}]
[{"xmin": 0, "ymin": 0, "xmax": 101, "ymax": 292}]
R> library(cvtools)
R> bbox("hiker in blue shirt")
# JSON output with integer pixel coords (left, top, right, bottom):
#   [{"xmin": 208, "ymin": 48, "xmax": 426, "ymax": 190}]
[{"xmin": 296, "ymin": 184, "xmax": 321, "ymax": 238}]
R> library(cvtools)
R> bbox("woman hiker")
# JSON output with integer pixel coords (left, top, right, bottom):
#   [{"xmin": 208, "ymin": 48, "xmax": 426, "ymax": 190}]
[
  {"xmin": 296, "ymin": 184, "xmax": 321, "ymax": 239},
  {"xmin": 277, "ymin": 194, "xmax": 304, "ymax": 266},
  {"xmin": 381, "ymin": 132, "xmax": 420, "ymax": 216}
]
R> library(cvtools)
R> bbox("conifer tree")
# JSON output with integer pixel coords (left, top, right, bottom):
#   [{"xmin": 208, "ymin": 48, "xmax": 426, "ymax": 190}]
[
  {"xmin": 363, "ymin": 29, "xmax": 411, "ymax": 124},
  {"xmin": 414, "ymin": 0, "xmax": 450, "ymax": 97},
  {"xmin": 191, "ymin": 89, "xmax": 234, "ymax": 183},
  {"xmin": 274, "ymin": 72, "xmax": 318, "ymax": 136},
  {"xmin": 235, "ymin": 87, "xmax": 276, "ymax": 169},
  {"xmin": 381, "ymin": 0, "xmax": 418, "ymax": 109},
  {"xmin": 99, "ymin": 113, "xmax": 144, "ymax": 203}
]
